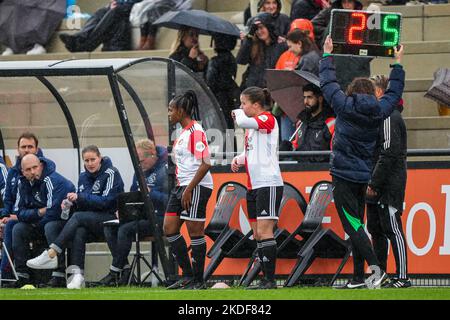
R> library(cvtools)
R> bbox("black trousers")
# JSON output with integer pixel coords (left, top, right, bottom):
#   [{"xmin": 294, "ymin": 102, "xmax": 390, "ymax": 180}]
[
  {"xmin": 70, "ymin": 5, "xmax": 132, "ymax": 52},
  {"xmin": 367, "ymin": 202, "xmax": 408, "ymax": 279},
  {"xmin": 332, "ymin": 176, "xmax": 380, "ymax": 282}
]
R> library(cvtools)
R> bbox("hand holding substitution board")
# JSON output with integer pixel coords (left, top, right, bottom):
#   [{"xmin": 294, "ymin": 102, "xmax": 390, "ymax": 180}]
[{"xmin": 329, "ymin": 9, "xmax": 402, "ymax": 57}]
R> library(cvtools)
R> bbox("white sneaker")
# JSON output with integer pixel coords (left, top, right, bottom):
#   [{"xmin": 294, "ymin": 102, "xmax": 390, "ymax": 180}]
[
  {"xmin": 26, "ymin": 250, "xmax": 58, "ymax": 269},
  {"xmin": 1, "ymin": 47, "xmax": 13, "ymax": 56},
  {"xmin": 26, "ymin": 44, "xmax": 46, "ymax": 55},
  {"xmin": 67, "ymin": 273, "xmax": 85, "ymax": 289}
]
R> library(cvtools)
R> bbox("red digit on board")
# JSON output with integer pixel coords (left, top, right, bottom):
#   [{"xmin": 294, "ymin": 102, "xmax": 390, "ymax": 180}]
[{"xmin": 348, "ymin": 13, "xmax": 366, "ymax": 45}]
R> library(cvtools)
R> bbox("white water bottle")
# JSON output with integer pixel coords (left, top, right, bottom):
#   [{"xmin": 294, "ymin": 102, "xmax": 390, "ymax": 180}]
[{"xmin": 61, "ymin": 199, "xmax": 73, "ymax": 220}]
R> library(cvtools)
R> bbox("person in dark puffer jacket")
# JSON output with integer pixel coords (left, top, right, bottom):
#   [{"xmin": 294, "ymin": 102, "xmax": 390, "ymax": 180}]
[
  {"xmin": 10, "ymin": 155, "xmax": 75, "ymax": 288},
  {"xmin": 26, "ymin": 145, "xmax": 124, "ymax": 289},
  {"xmin": 320, "ymin": 35, "xmax": 405, "ymax": 289}
]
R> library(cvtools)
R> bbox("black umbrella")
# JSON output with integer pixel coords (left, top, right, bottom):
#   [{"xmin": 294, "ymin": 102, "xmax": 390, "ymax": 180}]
[
  {"xmin": 153, "ymin": 9, "xmax": 241, "ymax": 37},
  {"xmin": 0, "ymin": 0, "xmax": 66, "ymax": 53},
  {"xmin": 424, "ymin": 68, "xmax": 450, "ymax": 108},
  {"xmin": 265, "ymin": 69, "xmax": 320, "ymax": 122}
]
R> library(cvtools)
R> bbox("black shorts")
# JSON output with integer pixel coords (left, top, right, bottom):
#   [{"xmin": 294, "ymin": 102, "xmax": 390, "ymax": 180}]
[
  {"xmin": 247, "ymin": 186, "xmax": 283, "ymax": 221},
  {"xmin": 165, "ymin": 185, "xmax": 212, "ymax": 222}
]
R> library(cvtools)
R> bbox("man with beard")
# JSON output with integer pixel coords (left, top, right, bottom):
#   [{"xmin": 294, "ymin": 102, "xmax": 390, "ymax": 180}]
[{"xmin": 284, "ymin": 83, "xmax": 335, "ymax": 162}]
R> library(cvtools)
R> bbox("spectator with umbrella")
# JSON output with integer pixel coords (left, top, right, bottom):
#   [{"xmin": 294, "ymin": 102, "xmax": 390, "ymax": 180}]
[
  {"xmin": 0, "ymin": 0, "xmax": 66, "ymax": 56},
  {"xmin": 169, "ymin": 27, "xmax": 209, "ymax": 76},
  {"xmin": 153, "ymin": 9, "xmax": 241, "ymax": 77},
  {"xmin": 129, "ymin": 0, "xmax": 192, "ymax": 50}
]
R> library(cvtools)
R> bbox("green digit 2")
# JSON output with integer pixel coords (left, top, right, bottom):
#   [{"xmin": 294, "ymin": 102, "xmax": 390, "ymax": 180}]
[{"xmin": 383, "ymin": 15, "xmax": 399, "ymax": 46}]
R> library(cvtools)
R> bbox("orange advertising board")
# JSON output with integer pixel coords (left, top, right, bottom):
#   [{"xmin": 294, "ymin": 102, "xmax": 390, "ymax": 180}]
[{"xmin": 181, "ymin": 168, "xmax": 450, "ymax": 276}]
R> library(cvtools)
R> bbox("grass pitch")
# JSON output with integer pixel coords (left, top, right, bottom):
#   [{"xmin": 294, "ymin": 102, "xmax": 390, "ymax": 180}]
[{"xmin": 1, "ymin": 286, "xmax": 450, "ymax": 300}]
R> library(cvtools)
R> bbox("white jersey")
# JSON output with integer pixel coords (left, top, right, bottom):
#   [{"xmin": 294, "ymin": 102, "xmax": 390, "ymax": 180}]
[
  {"xmin": 234, "ymin": 109, "xmax": 284, "ymax": 190},
  {"xmin": 173, "ymin": 121, "xmax": 213, "ymax": 189}
]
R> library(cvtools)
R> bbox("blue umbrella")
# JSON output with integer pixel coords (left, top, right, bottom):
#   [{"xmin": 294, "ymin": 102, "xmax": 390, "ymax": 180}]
[{"xmin": 153, "ymin": 9, "xmax": 241, "ymax": 37}]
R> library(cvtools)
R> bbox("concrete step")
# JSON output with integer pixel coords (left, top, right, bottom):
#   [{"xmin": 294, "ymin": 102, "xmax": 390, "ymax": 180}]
[
  {"xmin": 206, "ymin": 0, "xmax": 248, "ymax": 12},
  {"xmin": 405, "ymin": 116, "xmax": 450, "ymax": 149},
  {"xmin": 74, "ymin": 0, "xmax": 207, "ymax": 14},
  {"xmin": 371, "ymin": 40, "xmax": 450, "ymax": 79}
]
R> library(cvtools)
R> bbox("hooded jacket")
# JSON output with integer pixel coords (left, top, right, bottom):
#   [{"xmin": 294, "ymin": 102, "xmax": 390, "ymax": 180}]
[
  {"xmin": 291, "ymin": 0, "xmax": 323, "ymax": 21},
  {"xmin": 130, "ymin": 146, "xmax": 168, "ymax": 217},
  {"xmin": 0, "ymin": 156, "xmax": 7, "ymax": 199},
  {"xmin": 0, "ymin": 149, "xmax": 44, "ymax": 218},
  {"xmin": 247, "ymin": 0, "xmax": 291, "ymax": 37},
  {"xmin": 75, "ymin": 157, "xmax": 124, "ymax": 214},
  {"xmin": 369, "ymin": 104, "xmax": 407, "ymax": 212},
  {"xmin": 319, "ymin": 56, "xmax": 405, "ymax": 183},
  {"xmin": 238, "ymin": 14, "xmax": 288, "ymax": 90},
  {"xmin": 311, "ymin": 0, "xmax": 363, "ymax": 47},
  {"xmin": 16, "ymin": 157, "xmax": 75, "ymax": 227}
]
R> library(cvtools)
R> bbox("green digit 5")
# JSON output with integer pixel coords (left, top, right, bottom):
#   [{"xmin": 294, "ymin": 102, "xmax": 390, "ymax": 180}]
[{"xmin": 383, "ymin": 14, "xmax": 399, "ymax": 46}]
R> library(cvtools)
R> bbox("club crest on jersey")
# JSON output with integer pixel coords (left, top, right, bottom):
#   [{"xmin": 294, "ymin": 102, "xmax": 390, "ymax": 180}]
[
  {"xmin": 79, "ymin": 185, "xmax": 85, "ymax": 192},
  {"xmin": 258, "ymin": 114, "xmax": 269, "ymax": 122},
  {"xmin": 195, "ymin": 141, "xmax": 206, "ymax": 152},
  {"xmin": 34, "ymin": 192, "xmax": 42, "ymax": 202},
  {"xmin": 92, "ymin": 180, "xmax": 101, "ymax": 193},
  {"xmin": 177, "ymin": 139, "xmax": 184, "ymax": 145}
]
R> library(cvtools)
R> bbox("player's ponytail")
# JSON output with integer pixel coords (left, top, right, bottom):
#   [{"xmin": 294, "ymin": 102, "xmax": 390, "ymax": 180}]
[
  {"xmin": 241, "ymin": 86, "xmax": 273, "ymax": 111},
  {"xmin": 169, "ymin": 90, "xmax": 199, "ymax": 119}
]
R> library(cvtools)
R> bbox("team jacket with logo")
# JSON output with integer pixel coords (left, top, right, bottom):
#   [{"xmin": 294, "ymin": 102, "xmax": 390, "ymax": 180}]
[
  {"xmin": 76, "ymin": 157, "xmax": 124, "ymax": 214},
  {"xmin": 233, "ymin": 109, "xmax": 284, "ymax": 190},
  {"xmin": 0, "ymin": 156, "xmax": 7, "ymax": 199},
  {"xmin": 17, "ymin": 157, "xmax": 75, "ymax": 227},
  {"xmin": 173, "ymin": 121, "xmax": 213, "ymax": 189}
]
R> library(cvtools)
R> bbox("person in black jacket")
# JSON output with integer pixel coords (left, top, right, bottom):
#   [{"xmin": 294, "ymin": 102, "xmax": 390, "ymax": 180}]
[
  {"xmin": 366, "ymin": 74, "xmax": 410, "ymax": 288},
  {"xmin": 245, "ymin": 0, "xmax": 291, "ymax": 38},
  {"xmin": 206, "ymin": 33, "xmax": 240, "ymax": 129},
  {"xmin": 290, "ymin": 0, "xmax": 326, "ymax": 21},
  {"xmin": 169, "ymin": 27, "xmax": 209, "ymax": 76},
  {"xmin": 320, "ymin": 35, "xmax": 405, "ymax": 289},
  {"xmin": 26, "ymin": 145, "xmax": 125, "ymax": 289},
  {"xmin": 285, "ymin": 83, "xmax": 335, "ymax": 163},
  {"xmin": 237, "ymin": 12, "xmax": 288, "ymax": 90}
]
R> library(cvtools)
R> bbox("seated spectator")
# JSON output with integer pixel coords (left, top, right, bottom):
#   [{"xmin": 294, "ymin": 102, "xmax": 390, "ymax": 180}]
[
  {"xmin": 26, "ymin": 145, "xmax": 124, "ymax": 289},
  {"xmin": 98, "ymin": 139, "xmax": 168, "ymax": 286},
  {"xmin": 59, "ymin": 0, "xmax": 141, "ymax": 52},
  {"xmin": 133, "ymin": 0, "xmax": 192, "ymax": 50},
  {"xmin": 237, "ymin": 13, "xmax": 288, "ymax": 90},
  {"xmin": 290, "ymin": 0, "xmax": 329, "ymax": 21},
  {"xmin": 139, "ymin": 22, "xmax": 158, "ymax": 50},
  {"xmin": 9, "ymin": 154, "xmax": 75, "ymax": 288},
  {"xmin": 169, "ymin": 27, "xmax": 209, "ymax": 76},
  {"xmin": 206, "ymin": 34, "xmax": 240, "ymax": 129},
  {"xmin": 246, "ymin": 0, "xmax": 292, "ymax": 39},
  {"xmin": 0, "ymin": 133, "xmax": 44, "ymax": 283},
  {"xmin": 0, "ymin": 156, "xmax": 6, "ymax": 199},
  {"xmin": 312, "ymin": 0, "xmax": 372, "ymax": 90},
  {"xmin": 0, "ymin": 0, "xmax": 66, "ymax": 55},
  {"xmin": 283, "ymin": 83, "xmax": 335, "ymax": 163}
]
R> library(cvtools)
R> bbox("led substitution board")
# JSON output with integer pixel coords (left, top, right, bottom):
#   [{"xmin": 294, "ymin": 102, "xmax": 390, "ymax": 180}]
[{"xmin": 329, "ymin": 9, "xmax": 402, "ymax": 57}]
